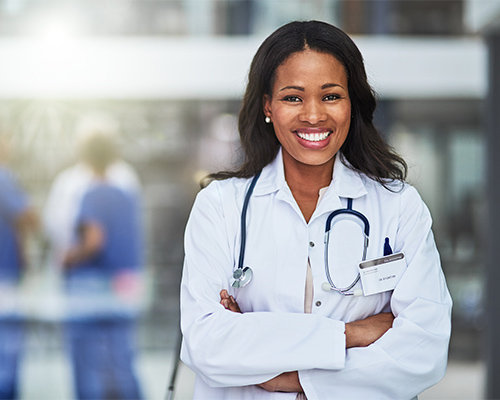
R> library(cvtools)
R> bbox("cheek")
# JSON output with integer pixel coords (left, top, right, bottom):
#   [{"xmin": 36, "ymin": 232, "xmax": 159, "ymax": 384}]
[
  {"xmin": 272, "ymin": 105, "xmax": 292, "ymax": 123},
  {"xmin": 271, "ymin": 108, "xmax": 293, "ymax": 136},
  {"xmin": 336, "ymin": 105, "xmax": 352, "ymax": 128}
]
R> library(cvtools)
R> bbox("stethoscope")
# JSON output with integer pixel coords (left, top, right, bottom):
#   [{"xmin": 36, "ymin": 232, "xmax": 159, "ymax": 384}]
[
  {"xmin": 232, "ymin": 171, "xmax": 370, "ymax": 296},
  {"xmin": 322, "ymin": 197, "xmax": 369, "ymax": 296},
  {"xmin": 231, "ymin": 171, "xmax": 261, "ymax": 288}
]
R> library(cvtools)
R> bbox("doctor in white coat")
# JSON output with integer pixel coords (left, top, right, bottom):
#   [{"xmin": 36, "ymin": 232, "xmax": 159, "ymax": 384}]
[{"xmin": 180, "ymin": 20, "xmax": 452, "ymax": 400}]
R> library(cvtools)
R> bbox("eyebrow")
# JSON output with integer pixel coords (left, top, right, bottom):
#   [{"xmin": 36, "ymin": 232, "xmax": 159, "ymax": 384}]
[
  {"xmin": 322, "ymin": 83, "xmax": 345, "ymax": 90},
  {"xmin": 278, "ymin": 83, "xmax": 345, "ymax": 92}
]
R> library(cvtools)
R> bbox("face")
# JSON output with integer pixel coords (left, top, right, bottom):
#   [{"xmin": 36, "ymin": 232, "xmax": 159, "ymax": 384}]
[{"xmin": 264, "ymin": 49, "xmax": 351, "ymax": 171}]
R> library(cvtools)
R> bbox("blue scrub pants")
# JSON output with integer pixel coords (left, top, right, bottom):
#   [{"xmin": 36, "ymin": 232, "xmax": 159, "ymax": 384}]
[
  {"xmin": 0, "ymin": 319, "xmax": 24, "ymax": 400},
  {"xmin": 65, "ymin": 318, "xmax": 143, "ymax": 400}
]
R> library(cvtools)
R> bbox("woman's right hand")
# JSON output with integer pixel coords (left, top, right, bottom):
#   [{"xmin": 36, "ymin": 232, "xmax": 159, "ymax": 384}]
[
  {"xmin": 220, "ymin": 289, "xmax": 242, "ymax": 313},
  {"xmin": 344, "ymin": 312, "xmax": 394, "ymax": 348}
]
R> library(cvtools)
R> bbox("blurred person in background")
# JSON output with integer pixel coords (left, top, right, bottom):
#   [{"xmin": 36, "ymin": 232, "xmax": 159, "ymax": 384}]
[
  {"xmin": 59, "ymin": 128, "xmax": 144, "ymax": 400},
  {"xmin": 43, "ymin": 113, "xmax": 141, "ymax": 276},
  {"xmin": 0, "ymin": 131, "xmax": 38, "ymax": 399}
]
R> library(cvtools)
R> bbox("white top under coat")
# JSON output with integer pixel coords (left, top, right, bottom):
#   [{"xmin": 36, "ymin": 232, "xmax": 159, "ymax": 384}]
[{"xmin": 180, "ymin": 149, "xmax": 452, "ymax": 400}]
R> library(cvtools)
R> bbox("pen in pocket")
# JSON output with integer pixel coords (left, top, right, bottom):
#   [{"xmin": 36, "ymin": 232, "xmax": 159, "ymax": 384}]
[{"xmin": 384, "ymin": 237, "xmax": 393, "ymax": 256}]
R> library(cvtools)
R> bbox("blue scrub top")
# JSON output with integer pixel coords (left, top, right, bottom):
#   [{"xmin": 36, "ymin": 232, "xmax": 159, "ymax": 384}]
[
  {"xmin": 66, "ymin": 182, "xmax": 143, "ymax": 280},
  {"xmin": 0, "ymin": 167, "xmax": 28, "ymax": 282}
]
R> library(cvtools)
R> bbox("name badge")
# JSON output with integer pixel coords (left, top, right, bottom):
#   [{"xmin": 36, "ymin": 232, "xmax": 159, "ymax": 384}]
[{"xmin": 358, "ymin": 253, "xmax": 406, "ymax": 296}]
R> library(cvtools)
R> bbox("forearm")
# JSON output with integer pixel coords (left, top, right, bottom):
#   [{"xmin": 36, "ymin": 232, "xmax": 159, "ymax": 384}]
[
  {"xmin": 300, "ymin": 303, "xmax": 451, "ymax": 399},
  {"xmin": 344, "ymin": 312, "xmax": 394, "ymax": 348},
  {"xmin": 63, "ymin": 222, "xmax": 104, "ymax": 268},
  {"xmin": 63, "ymin": 245, "xmax": 94, "ymax": 268},
  {"xmin": 181, "ymin": 302, "xmax": 346, "ymax": 387},
  {"xmin": 253, "ymin": 313, "xmax": 393, "ymax": 393},
  {"xmin": 14, "ymin": 208, "xmax": 39, "ymax": 268},
  {"xmin": 218, "ymin": 290, "xmax": 394, "ymax": 393}
]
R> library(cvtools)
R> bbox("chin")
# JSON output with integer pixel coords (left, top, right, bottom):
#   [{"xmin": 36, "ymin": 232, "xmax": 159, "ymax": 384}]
[{"xmin": 297, "ymin": 154, "xmax": 337, "ymax": 167}]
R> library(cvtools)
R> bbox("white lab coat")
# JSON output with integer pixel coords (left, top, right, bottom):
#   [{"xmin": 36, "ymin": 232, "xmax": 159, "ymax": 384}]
[{"xmin": 180, "ymin": 149, "xmax": 452, "ymax": 400}]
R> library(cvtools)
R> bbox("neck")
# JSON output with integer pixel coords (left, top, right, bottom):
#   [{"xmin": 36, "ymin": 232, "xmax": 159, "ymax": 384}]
[
  {"xmin": 90, "ymin": 166, "xmax": 107, "ymax": 180},
  {"xmin": 282, "ymin": 151, "xmax": 336, "ymax": 223},
  {"xmin": 283, "ymin": 152, "xmax": 335, "ymax": 194}
]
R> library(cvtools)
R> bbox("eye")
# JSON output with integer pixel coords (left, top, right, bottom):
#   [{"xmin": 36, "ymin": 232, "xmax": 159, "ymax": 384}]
[
  {"xmin": 323, "ymin": 94, "xmax": 341, "ymax": 101},
  {"xmin": 282, "ymin": 95, "xmax": 302, "ymax": 103}
]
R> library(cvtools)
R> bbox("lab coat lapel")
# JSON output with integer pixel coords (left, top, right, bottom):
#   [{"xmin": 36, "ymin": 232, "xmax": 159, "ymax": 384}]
[
  {"xmin": 251, "ymin": 149, "xmax": 283, "ymax": 197},
  {"xmin": 313, "ymin": 154, "xmax": 368, "ymax": 219},
  {"xmin": 253, "ymin": 148, "xmax": 306, "ymax": 220}
]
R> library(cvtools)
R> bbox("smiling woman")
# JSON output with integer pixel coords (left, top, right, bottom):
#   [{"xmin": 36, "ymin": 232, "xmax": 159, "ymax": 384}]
[{"xmin": 181, "ymin": 20, "xmax": 452, "ymax": 400}]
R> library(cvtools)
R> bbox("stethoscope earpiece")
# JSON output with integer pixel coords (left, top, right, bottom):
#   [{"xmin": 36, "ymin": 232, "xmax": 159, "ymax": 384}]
[{"xmin": 232, "ymin": 267, "xmax": 253, "ymax": 288}]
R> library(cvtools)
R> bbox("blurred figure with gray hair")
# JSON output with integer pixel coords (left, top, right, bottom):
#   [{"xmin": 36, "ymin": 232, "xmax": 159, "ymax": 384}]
[{"xmin": 0, "ymin": 131, "xmax": 38, "ymax": 399}]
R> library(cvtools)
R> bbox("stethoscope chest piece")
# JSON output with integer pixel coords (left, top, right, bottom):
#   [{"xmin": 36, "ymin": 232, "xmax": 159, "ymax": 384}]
[
  {"xmin": 232, "ymin": 172, "xmax": 261, "ymax": 290},
  {"xmin": 231, "ymin": 267, "xmax": 253, "ymax": 288}
]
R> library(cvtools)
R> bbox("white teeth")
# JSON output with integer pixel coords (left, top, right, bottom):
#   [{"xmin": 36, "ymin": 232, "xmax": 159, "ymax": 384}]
[{"xmin": 297, "ymin": 131, "xmax": 331, "ymax": 142}]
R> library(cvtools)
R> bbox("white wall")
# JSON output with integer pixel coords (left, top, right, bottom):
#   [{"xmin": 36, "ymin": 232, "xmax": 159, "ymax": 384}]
[{"xmin": 0, "ymin": 36, "xmax": 486, "ymax": 100}]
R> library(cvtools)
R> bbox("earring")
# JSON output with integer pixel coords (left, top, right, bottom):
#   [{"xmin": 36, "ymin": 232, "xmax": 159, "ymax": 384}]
[{"xmin": 265, "ymin": 116, "xmax": 271, "ymax": 124}]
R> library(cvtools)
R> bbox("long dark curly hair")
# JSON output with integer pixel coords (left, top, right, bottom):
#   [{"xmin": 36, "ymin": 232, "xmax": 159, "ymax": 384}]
[{"xmin": 206, "ymin": 20, "xmax": 407, "ymax": 188}]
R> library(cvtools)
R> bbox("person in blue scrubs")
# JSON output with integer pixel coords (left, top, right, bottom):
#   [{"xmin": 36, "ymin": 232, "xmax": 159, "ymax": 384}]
[
  {"xmin": 0, "ymin": 133, "xmax": 37, "ymax": 399},
  {"xmin": 62, "ymin": 130, "xmax": 143, "ymax": 400}
]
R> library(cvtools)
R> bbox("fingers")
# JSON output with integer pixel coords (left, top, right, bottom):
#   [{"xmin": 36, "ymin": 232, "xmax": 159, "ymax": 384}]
[
  {"xmin": 227, "ymin": 296, "xmax": 242, "ymax": 313},
  {"xmin": 220, "ymin": 289, "xmax": 233, "ymax": 309},
  {"xmin": 220, "ymin": 289, "xmax": 230, "ymax": 308},
  {"xmin": 219, "ymin": 289, "xmax": 242, "ymax": 313}
]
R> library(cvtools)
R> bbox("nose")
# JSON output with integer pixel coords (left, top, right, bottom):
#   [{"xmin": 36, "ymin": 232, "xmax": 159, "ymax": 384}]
[{"xmin": 298, "ymin": 99, "xmax": 327, "ymax": 124}]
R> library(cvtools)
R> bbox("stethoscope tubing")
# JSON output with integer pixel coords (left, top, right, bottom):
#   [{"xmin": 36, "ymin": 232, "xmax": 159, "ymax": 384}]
[
  {"xmin": 237, "ymin": 171, "xmax": 262, "ymax": 271},
  {"xmin": 235, "ymin": 171, "xmax": 370, "ymax": 296},
  {"xmin": 324, "ymin": 198, "xmax": 370, "ymax": 295},
  {"xmin": 325, "ymin": 198, "xmax": 370, "ymax": 237}
]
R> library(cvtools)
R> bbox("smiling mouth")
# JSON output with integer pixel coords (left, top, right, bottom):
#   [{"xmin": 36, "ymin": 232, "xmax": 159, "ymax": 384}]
[{"xmin": 296, "ymin": 131, "xmax": 332, "ymax": 142}]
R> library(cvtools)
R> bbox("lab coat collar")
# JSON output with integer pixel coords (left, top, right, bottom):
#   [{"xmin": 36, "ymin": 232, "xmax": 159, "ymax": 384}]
[
  {"xmin": 252, "ymin": 147, "xmax": 368, "ymax": 201},
  {"xmin": 251, "ymin": 147, "xmax": 287, "ymax": 196},
  {"xmin": 331, "ymin": 153, "xmax": 368, "ymax": 200}
]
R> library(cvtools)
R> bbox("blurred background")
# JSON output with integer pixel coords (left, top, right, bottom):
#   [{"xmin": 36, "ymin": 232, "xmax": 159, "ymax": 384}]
[{"xmin": 0, "ymin": 0, "xmax": 498, "ymax": 399}]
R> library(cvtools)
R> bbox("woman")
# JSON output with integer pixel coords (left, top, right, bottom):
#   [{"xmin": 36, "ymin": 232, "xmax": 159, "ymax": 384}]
[{"xmin": 181, "ymin": 20, "xmax": 452, "ymax": 399}]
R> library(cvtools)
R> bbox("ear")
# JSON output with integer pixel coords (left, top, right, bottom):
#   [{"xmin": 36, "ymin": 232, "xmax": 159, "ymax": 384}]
[{"xmin": 263, "ymin": 94, "xmax": 272, "ymax": 119}]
